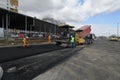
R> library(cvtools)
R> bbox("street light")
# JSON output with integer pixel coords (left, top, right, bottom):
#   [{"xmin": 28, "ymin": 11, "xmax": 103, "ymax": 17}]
[
  {"xmin": 117, "ymin": 22, "xmax": 119, "ymax": 37},
  {"xmin": 5, "ymin": 0, "xmax": 10, "ymax": 39}
]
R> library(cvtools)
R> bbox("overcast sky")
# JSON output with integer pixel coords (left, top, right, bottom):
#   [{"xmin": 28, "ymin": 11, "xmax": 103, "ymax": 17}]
[{"xmin": 1, "ymin": 0, "xmax": 120, "ymax": 36}]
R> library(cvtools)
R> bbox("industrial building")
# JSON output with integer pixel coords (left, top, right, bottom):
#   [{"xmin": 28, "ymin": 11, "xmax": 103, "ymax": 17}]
[{"xmin": 0, "ymin": 7, "xmax": 59, "ymax": 38}]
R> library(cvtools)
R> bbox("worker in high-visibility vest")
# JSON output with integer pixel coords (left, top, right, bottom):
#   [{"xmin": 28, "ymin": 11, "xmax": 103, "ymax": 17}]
[
  {"xmin": 70, "ymin": 35, "xmax": 75, "ymax": 48},
  {"xmin": 23, "ymin": 36, "xmax": 29, "ymax": 47},
  {"xmin": 48, "ymin": 35, "xmax": 52, "ymax": 44}
]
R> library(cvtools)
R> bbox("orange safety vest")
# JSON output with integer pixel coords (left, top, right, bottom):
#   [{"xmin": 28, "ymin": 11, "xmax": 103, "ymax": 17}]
[
  {"xmin": 23, "ymin": 37, "xmax": 29, "ymax": 46},
  {"xmin": 48, "ymin": 35, "xmax": 51, "ymax": 43}
]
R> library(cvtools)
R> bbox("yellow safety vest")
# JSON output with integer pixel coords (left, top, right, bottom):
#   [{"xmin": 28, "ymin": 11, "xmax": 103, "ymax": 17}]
[{"xmin": 71, "ymin": 37, "xmax": 75, "ymax": 42}]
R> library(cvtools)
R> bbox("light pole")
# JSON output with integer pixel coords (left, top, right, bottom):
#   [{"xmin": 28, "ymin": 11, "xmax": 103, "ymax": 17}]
[
  {"xmin": 5, "ymin": 0, "xmax": 10, "ymax": 39},
  {"xmin": 117, "ymin": 22, "xmax": 119, "ymax": 37},
  {"xmin": 25, "ymin": 16, "xmax": 27, "ymax": 36}
]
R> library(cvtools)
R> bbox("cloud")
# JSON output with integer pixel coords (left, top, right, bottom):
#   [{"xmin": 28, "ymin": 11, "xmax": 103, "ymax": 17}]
[
  {"xmin": 91, "ymin": 24, "xmax": 117, "ymax": 37},
  {"xmin": 18, "ymin": 0, "xmax": 120, "ymax": 24},
  {"xmin": 0, "ymin": 0, "xmax": 119, "ymax": 36},
  {"xmin": 1, "ymin": 0, "xmax": 120, "ymax": 23},
  {"xmin": 17, "ymin": 0, "xmax": 120, "ymax": 37},
  {"xmin": 0, "ymin": 0, "xmax": 9, "ymax": 9}
]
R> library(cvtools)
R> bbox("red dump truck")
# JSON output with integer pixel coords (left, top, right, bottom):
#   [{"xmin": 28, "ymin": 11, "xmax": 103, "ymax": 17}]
[
  {"xmin": 75, "ymin": 25, "xmax": 95, "ymax": 44},
  {"xmin": 79, "ymin": 25, "xmax": 91, "ymax": 38}
]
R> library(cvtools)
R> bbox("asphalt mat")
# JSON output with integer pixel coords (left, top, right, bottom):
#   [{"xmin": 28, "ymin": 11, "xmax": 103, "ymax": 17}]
[
  {"xmin": 0, "ymin": 44, "xmax": 65, "ymax": 63},
  {"xmin": 1, "ymin": 46, "xmax": 81, "ymax": 80}
]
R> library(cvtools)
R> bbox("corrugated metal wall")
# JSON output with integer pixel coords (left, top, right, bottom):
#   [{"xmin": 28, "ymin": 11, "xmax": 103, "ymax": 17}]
[{"xmin": 34, "ymin": 19, "xmax": 58, "ymax": 34}]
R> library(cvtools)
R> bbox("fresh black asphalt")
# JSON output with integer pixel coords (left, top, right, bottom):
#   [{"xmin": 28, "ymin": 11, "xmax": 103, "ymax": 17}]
[
  {"xmin": 0, "ymin": 44, "xmax": 65, "ymax": 63},
  {"xmin": 1, "ymin": 45, "xmax": 80, "ymax": 80}
]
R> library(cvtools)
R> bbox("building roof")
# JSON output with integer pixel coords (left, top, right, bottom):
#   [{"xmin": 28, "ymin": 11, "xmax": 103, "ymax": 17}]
[{"xmin": 59, "ymin": 24, "xmax": 74, "ymax": 28}]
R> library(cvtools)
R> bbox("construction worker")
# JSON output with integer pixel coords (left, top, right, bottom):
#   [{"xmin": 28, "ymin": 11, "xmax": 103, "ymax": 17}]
[
  {"xmin": 23, "ymin": 36, "xmax": 29, "ymax": 47},
  {"xmin": 70, "ymin": 35, "xmax": 75, "ymax": 48},
  {"xmin": 48, "ymin": 35, "xmax": 52, "ymax": 44}
]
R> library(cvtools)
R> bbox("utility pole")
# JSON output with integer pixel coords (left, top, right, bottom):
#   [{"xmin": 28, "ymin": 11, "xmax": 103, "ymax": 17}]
[
  {"xmin": 25, "ymin": 16, "xmax": 27, "ymax": 36},
  {"xmin": 5, "ymin": 0, "xmax": 10, "ymax": 39},
  {"xmin": 117, "ymin": 22, "xmax": 119, "ymax": 37}
]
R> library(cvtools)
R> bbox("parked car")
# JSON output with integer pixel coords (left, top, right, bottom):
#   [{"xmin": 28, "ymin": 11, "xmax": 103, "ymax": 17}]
[{"xmin": 110, "ymin": 37, "xmax": 118, "ymax": 41}]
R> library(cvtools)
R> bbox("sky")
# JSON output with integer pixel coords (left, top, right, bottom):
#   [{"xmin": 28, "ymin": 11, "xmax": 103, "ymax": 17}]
[{"xmin": 1, "ymin": 0, "xmax": 120, "ymax": 36}]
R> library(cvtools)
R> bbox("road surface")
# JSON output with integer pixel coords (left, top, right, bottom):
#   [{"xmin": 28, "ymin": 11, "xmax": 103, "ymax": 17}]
[
  {"xmin": 0, "ymin": 44, "xmax": 65, "ymax": 63},
  {"xmin": 33, "ymin": 38, "xmax": 120, "ymax": 80},
  {"xmin": 1, "ymin": 38, "xmax": 120, "ymax": 80}
]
